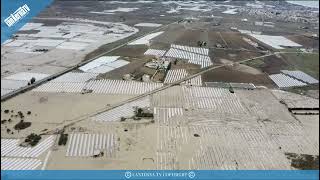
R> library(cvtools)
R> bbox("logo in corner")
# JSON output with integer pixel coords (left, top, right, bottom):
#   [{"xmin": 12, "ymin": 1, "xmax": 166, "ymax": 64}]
[
  {"xmin": 125, "ymin": 171, "xmax": 132, "ymax": 179},
  {"xmin": 188, "ymin": 171, "xmax": 196, "ymax": 179},
  {"xmin": 4, "ymin": 4, "xmax": 30, "ymax": 28}
]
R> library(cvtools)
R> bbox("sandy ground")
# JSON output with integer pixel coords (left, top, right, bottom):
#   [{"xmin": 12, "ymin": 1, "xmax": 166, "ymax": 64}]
[
  {"xmin": 1, "ymin": 87, "xmax": 318, "ymax": 170},
  {"xmin": 1, "ymin": 92, "xmax": 134, "ymax": 138}
]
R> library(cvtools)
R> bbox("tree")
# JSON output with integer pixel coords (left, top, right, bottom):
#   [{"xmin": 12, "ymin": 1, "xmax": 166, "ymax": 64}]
[{"xmin": 30, "ymin": 77, "xmax": 36, "ymax": 84}]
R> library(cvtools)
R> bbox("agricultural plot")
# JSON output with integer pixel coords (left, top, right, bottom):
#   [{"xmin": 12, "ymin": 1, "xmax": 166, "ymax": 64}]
[
  {"xmin": 129, "ymin": 31, "xmax": 164, "ymax": 45},
  {"xmin": 87, "ymin": 66, "xmax": 115, "ymax": 74},
  {"xmin": 85, "ymin": 59, "xmax": 130, "ymax": 74},
  {"xmin": 281, "ymin": 70, "xmax": 319, "ymax": 84},
  {"xmin": 188, "ymin": 125, "xmax": 291, "ymax": 170},
  {"xmin": 134, "ymin": 23, "xmax": 162, "ymax": 27},
  {"xmin": 281, "ymin": 53, "xmax": 319, "ymax": 80},
  {"xmin": 79, "ymin": 56, "xmax": 120, "ymax": 72},
  {"xmin": 269, "ymin": 74, "xmax": 307, "ymax": 88},
  {"xmin": 165, "ymin": 44, "xmax": 212, "ymax": 68},
  {"xmin": 183, "ymin": 86, "xmax": 247, "ymax": 115},
  {"xmin": 242, "ymin": 101, "xmax": 268, "ymax": 120},
  {"xmin": 144, "ymin": 49, "xmax": 167, "ymax": 57},
  {"xmin": 33, "ymin": 79, "xmax": 163, "ymax": 95},
  {"xmin": 183, "ymin": 86, "xmax": 234, "ymax": 98},
  {"xmin": 192, "ymin": 98, "xmax": 245, "ymax": 114},
  {"xmin": 171, "ymin": 44, "xmax": 209, "ymax": 56},
  {"xmin": 263, "ymin": 121, "xmax": 319, "ymax": 155},
  {"xmin": 3, "ymin": 136, "xmax": 55, "ymax": 158},
  {"xmin": 1, "ymin": 72, "xmax": 51, "ymax": 96},
  {"xmin": 248, "ymin": 34, "xmax": 302, "ymax": 49},
  {"xmin": 150, "ymin": 25, "xmax": 186, "ymax": 44},
  {"xmin": 66, "ymin": 133, "xmax": 117, "ymax": 157},
  {"xmin": 4, "ymin": 72, "xmax": 50, "ymax": 81},
  {"xmin": 207, "ymin": 32, "xmax": 227, "ymax": 47},
  {"xmin": 1, "ymin": 79, "xmax": 28, "ymax": 96},
  {"xmin": 156, "ymin": 152, "xmax": 177, "ymax": 170},
  {"xmin": 272, "ymin": 90, "xmax": 319, "ymax": 108},
  {"xmin": 92, "ymin": 97, "xmax": 150, "ymax": 122},
  {"xmin": 85, "ymin": 80, "xmax": 163, "ymax": 95},
  {"xmin": 152, "ymin": 86, "xmax": 187, "ymax": 108},
  {"xmin": 201, "ymin": 66, "xmax": 277, "ymax": 88},
  {"xmin": 52, "ymin": 72, "xmax": 98, "ymax": 83},
  {"xmin": 156, "ymin": 126, "xmax": 189, "ymax": 170},
  {"xmin": 171, "ymin": 29, "xmax": 209, "ymax": 50},
  {"xmin": 33, "ymin": 82, "xmax": 87, "ymax": 93},
  {"xmin": 164, "ymin": 69, "xmax": 188, "ymax": 84},
  {"xmin": 185, "ymin": 76, "xmax": 202, "ymax": 86},
  {"xmin": 164, "ymin": 69, "xmax": 202, "ymax": 86},
  {"xmin": 220, "ymin": 33, "xmax": 258, "ymax": 50},
  {"xmin": 229, "ymin": 82, "xmax": 256, "ymax": 89},
  {"xmin": 286, "ymin": 35, "xmax": 319, "ymax": 49},
  {"xmin": 153, "ymin": 108, "xmax": 184, "ymax": 125},
  {"xmin": 1, "ymin": 139, "xmax": 20, "ymax": 156},
  {"xmin": 1, "ymin": 158, "xmax": 42, "ymax": 170}
]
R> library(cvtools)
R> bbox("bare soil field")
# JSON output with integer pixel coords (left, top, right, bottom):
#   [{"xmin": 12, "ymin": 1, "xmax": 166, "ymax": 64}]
[
  {"xmin": 207, "ymin": 31, "xmax": 227, "ymax": 47},
  {"xmin": 170, "ymin": 60, "xmax": 201, "ymax": 70},
  {"xmin": 1, "ymin": 92, "xmax": 133, "ymax": 138},
  {"xmin": 242, "ymin": 54, "xmax": 290, "ymax": 74},
  {"xmin": 221, "ymin": 32, "xmax": 258, "ymax": 50},
  {"xmin": 149, "ymin": 42, "xmax": 170, "ymax": 50},
  {"xmin": 151, "ymin": 24, "xmax": 186, "ymax": 44},
  {"xmin": 202, "ymin": 66, "xmax": 276, "ymax": 87},
  {"xmin": 286, "ymin": 35, "xmax": 319, "ymax": 50},
  {"xmin": 97, "ymin": 57, "xmax": 151, "ymax": 80},
  {"xmin": 173, "ymin": 29, "xmax": 208, "ymax": 47},
  {"xmin": 153, "ymin": 71, "xmax": 166, "ymax": 82},
  {"xmin": 212, "ymin": 49, "xmax": 265, "ymax": 63}
]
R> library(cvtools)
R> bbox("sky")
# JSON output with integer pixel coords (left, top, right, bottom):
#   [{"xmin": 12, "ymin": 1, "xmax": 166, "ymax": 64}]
[{"xmin": 287, "ymin": 0, "xmax": 319, "ymax": 9}]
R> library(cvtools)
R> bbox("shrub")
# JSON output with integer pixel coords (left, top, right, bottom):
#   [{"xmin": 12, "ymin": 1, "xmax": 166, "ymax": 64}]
[
  {"xmin": 25, "ymin": 133, "xmax": 41, "ymax": 147},
  {"xmin": 14, "ymin": 121, "xmax": 31, "ymax": 130},
  {"xmin": 58, "ymin": 134, "xmax": 68, "ymax": 146},
  {"xmin": 120, "ymin": 117, "xmax": 126, "ymax": 122},
  {"xmin": 135, "ymin": 108, "xmax": 154, "ymax": 118}
]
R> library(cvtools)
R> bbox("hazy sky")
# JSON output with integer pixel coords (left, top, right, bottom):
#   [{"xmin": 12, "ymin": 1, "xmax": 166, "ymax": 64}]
[{"xmin": 287, "ymin": 0, "xmax": 319, "ymax": 8}]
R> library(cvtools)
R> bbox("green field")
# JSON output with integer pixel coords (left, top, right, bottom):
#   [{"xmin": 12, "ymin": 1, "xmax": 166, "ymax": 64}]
[
  {"xmin": 282, "ymin": 53, "xmax": 319, "ymax": 79},
  {"xmin": 241, "ymin": 58, "xmax": 265, "ymax": 69}
]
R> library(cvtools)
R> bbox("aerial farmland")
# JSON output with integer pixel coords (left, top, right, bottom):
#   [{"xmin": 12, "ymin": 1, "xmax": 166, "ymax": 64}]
[{"xmin": 1, "ymin": 0, "xmax": 319, "ymax": 171}]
